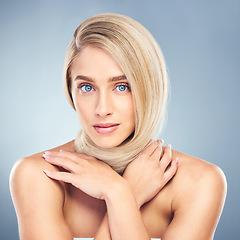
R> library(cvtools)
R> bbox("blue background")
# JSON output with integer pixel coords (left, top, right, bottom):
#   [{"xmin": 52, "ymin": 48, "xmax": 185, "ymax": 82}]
[{"xmin": 1, "ymin": 0, "xmax": 239, "ymax": 239}]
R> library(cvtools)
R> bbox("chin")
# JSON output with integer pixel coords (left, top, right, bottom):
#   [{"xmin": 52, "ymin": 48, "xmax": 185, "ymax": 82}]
[
  {"xmin": 92, "ymin": 133, "xmax": 134, "ymax": 149},
  {"xmin": 90, "ymin": 135, "xmax": 124, "ymax": 149},
  {"xmin": 94, "ymin": 140, "xmax": 119, "ymax": 149}
]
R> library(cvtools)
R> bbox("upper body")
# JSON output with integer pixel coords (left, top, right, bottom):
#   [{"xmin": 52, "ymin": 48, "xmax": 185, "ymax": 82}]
[
  {"xmin": 10, "ymin": 140, "xmax": 226, "ymax": 239},
  {"xmin": 10, "ymin": 13, "xmax": 227, "ymax": 240}
]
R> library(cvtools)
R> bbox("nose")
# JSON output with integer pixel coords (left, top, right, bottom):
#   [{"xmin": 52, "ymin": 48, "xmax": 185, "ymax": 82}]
[{"xmin": 95, "ymin": 91, "xmax": 113, "ymax": 117}]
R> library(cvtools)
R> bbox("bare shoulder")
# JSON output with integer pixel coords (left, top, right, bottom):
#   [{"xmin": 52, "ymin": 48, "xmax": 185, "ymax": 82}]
[
  {"xmin": 171, "ymin": 149, "xmax": 227, "ymax": 210},
  {"xmin": 10, "ymin": 140, "xmax": 75, "ymax": 195},
  {"xmin": 9, "ymin": 141, "xmax": 75, "ymax": 239},
  {"xmin": 9, "ymin": 143, "xmax": 67, "ymax": 210},
  {"xmin": 156, "ymin": 150, "xmax": 228, "ymax": 239},
  {"xmin": 10, "ymin": 152, "xmax": 64, "ymax": 199}
]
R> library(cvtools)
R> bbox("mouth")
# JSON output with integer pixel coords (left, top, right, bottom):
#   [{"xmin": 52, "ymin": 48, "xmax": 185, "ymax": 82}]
[{"xmin": 93, "ymin": 123, "xmax": 120, "ymax": 134}]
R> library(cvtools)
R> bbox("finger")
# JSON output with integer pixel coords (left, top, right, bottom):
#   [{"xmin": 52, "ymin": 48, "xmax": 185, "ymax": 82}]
[
  {"xmin": 159, "ymin": 144, "xmax": 172, "ymax": 170},
  {"xmin": 141, "ymin": 140, "xmax": 158, "ymax": 157},
  {"xmin": 44, "ymin": 151, "xmax": 90, "ymax": 164},
  {"xmin": 163, "ymin": 158, "xmax": 178, "ymax": 183},
  {"xmin": 43, "ymin": 169, "xmax": 75, "ymax": 184},
  {"xmin": 59, "ymin": 151, "xmax": 96, "ymax": 162},
  {"xmin": 150, "ymin": 140, "xmax": 164, "ymax": 160},
  {"xmin": 43, "ymin": 154, "xmax": 79, "ymax": 173},
  {"xmin": 57, "ymin": 151, "xmax": 81, "ymax": 163}
]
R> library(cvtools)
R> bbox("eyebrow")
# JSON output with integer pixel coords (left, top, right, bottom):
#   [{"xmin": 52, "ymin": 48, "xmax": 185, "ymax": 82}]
[{"xmin": 74, "ymin": 75, "xmax": 127, "ymax": 82}]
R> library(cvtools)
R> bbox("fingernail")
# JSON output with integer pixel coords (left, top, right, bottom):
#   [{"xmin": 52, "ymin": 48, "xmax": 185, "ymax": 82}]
[
  {"xmin": 43, "ymin": 169, "xmax": 51, "ymax": 175},
  {"xmin": 44, "ymin": 151, "xmax": 52, "ymax": 155},
  {"xmin": 168, "ymin": 144, "xmax": 172, "ymax": 149},
  {"xmin": 176, "ymin": 157, "xmax": 179, "ymax": 164},
  {"xmin": 43, "ymin": 153, "xmax": 50, "ymax": 160},
  {"xmin": 157, "ymin": 139, "xmax": 164, "ymax": 146},
  {"xmin": 59, "ymin": 149, "xmax": 66, "ymax": 152}
]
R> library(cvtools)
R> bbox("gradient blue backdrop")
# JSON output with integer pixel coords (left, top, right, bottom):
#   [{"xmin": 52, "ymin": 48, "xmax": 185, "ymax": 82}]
[{"xmin": 1, "ymin": 0, "xmax": 239, "ymax": 239}]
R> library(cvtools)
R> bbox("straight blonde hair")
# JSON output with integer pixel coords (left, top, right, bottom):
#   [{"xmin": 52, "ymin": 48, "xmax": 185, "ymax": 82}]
[{"xmin": 63, "ymin": 13, "xmax": 168, "ymax": 174}]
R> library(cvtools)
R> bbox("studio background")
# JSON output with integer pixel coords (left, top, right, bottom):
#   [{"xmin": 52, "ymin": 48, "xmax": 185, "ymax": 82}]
[{"xmin": 1, "ymin": 0, "xmax": 239, "ymax": 239}]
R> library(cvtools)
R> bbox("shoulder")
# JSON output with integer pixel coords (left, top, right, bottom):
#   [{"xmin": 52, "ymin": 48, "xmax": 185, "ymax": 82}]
[
  {"xmin": 157, "ymin": 150, "xmax": 227, "ymax": 239},
  {"xmin": 10, "ymin": 153, "xmax": 63, "ymax": 189},
  {"xmin": 10, "ymin": 140, "xmax": 75, "ymax": 202},
  {"xmin": 171, "ymin": 149, "xmax": 227, "ymax": 211},
  {"xmin": 9, "ymin": 141, "xmax": 75, "ymax": 239},
  {"xmin": 9, "ymin": 154, "xmax": 65, "ymax": 214},
  {"xmin": 172, "ymin": 150, "xmax": 227, "ymax": 189}
]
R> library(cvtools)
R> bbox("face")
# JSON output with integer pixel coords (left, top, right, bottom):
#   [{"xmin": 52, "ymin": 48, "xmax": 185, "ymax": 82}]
[{"xmin": 70, "ymin": 46, "xmax": 135, "ymax": 149}]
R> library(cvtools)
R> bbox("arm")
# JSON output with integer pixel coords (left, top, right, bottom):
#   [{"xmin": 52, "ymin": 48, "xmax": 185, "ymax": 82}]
[
  {"xmin": 94, "ymin": 149, "xmax": 227, "ymax": 240},
  {"xmin": 104, "ymin": 179, "xmax": 151, "ymax": 240},
  {"xmin": 94, "ymin": 142, "xmax": 177, "ymax": 239},
  {"xmin": 162, "ymin": 162, "xmax": 227, "ymax": 240},
  {"xmin": 43, "ymin": 141, "xmax": 177, "ymax": 239},
  {"xmin": 9, "ymin": 157, "xmax": 73, "ymax": 240},
  {"xmin": 43, "ymin": 153, "xmax": 150, "ymax": 240}
]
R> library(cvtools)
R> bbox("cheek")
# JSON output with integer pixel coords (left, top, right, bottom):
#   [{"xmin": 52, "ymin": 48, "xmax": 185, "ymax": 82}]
[
  {"xmin": 128, "ymin": 104, "xmax": 135, "ymax": 120},
  {"xmin": 72, "ymin": 90, "xmax": 94, "ymax": 122},
  {"xmin": 75, "ymin": 100, "xmax": 92, "ymax": 124},
  {"xmin": 119, "ymin": 96, "xmax": 135, "ymax": 121}
]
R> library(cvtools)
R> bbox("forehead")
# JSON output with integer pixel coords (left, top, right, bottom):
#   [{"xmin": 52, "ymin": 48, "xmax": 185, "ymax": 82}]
[{"xmin": 70, "ymin": 46, "xmax": 124, "ymax": 80}]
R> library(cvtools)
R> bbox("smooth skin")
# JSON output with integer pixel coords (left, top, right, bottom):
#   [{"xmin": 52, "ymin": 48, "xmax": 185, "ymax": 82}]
[
  {"xmin": 71, "ymin": 46, "xmax": 135, "ymax": 149},
  {"xmin": 10, "ymin": 47, "xmax": 227, "ymax": 240}
]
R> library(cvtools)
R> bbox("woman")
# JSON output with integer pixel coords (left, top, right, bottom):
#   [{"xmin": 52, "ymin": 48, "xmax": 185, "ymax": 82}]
[{"xmin": 10, "ymin": 13, "xmax": 227, "ymax": 239}]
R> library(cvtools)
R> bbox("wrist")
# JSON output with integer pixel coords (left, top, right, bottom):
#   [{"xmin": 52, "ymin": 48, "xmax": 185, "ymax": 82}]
[
  {"xmin": 104, "ymin": 178, "xmax": 134, "ymax": 205},
  {"xmin": 125, "ymin": 183, "xmax": 145, "ymax": 208},
  {"xmin": 135, "ymin": 195, "xmax": 145, "ymax": 209}
]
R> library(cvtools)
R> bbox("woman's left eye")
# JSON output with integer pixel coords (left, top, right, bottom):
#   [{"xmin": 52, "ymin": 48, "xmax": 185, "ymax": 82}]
[{"xmin": 116, "ymin": 84, "xmax": 129, "ymax": 92}]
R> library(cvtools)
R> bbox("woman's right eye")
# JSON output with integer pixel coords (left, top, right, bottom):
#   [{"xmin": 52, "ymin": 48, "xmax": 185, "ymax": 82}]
[{"xmin": 78, "ymin": 84, "xmax": 93, "ymax": 93}]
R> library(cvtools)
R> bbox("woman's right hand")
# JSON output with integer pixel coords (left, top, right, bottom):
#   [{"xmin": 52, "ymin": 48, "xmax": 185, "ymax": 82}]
[
  {"xmin": 42, "ymin": 151, "xmax": 124, "ymax": 201},
  {"xmin": 123, "ymin": 140, "xmax": 178, "ymax": 208}
]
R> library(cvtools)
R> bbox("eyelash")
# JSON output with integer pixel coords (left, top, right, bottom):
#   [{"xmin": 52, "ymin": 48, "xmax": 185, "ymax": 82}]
[
  {"xmin": 115, "ymin": 83, "xmax": 130, "ymax": 92},
  {"xmin": 77, "ymin": 83, "xmax": 131, "ymax": 93},
  {"xmin": 78, "ymin": 84, "xmax": 94, "ymax": 93}
]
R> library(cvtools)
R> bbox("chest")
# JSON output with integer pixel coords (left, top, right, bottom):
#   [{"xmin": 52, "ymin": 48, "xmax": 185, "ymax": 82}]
[{"xmin": 64, "ymin": 185, "xmax": 173, "ymax": 238}]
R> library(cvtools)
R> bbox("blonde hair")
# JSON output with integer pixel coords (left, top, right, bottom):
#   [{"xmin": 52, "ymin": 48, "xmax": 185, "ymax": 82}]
[{"xmin": 63, "ymin": 13, "xmax": 168, "ymax": 174}]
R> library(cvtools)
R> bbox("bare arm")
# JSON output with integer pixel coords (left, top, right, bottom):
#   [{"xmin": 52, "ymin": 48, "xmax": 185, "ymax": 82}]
[
  {"xmin": 43, "ymin": 154, "xmax": 150, "ymax": 240},
  {"xmin": 94, "ymin": 142, "xmax": 177, "ymax": 240},
  {"xmin": 94, "ymin": 151, "xmax": 227, "ymax": 240},
  {"xmin": 162, "ymin": 162, "xmax": 227, "ymax": 239},
  {"xmin": 43, "ymin": 141, "xmax": 177, "ymax": 240},
  {"xmin": 9, "ymin": 157, "xmax": 73, "ymax": 240}
]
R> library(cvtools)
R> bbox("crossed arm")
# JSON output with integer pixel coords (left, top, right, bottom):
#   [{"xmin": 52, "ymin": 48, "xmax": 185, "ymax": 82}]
[
  {"xmin": 43, "ymin": 141, "xmax": 177, "ymax": 240},
  {"xmin": 10, "ymin": 141, "xmax": 227, "ymax": 240}
]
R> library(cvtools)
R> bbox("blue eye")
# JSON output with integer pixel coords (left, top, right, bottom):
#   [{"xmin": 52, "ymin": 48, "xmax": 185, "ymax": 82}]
[
  {"xmin": 80, "ymin": 84, "xmax": 93, "ymax": 92},
  {"xmin": 116, "ymin": 84, "xmax": 128, "ymax": 92}
]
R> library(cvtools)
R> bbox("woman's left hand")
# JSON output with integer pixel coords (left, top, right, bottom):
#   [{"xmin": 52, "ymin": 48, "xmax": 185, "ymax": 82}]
[
  {"xmin": 43, "ymin": 151, "xmax": 123, "ymax": 201},
  {"xmin": 123, "ymin": 140, "xmax": 178, "ymax": 208}
]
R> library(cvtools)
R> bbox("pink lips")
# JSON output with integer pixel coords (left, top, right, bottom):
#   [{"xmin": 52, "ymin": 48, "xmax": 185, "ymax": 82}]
[{"xmin": 93, "ymin": 123, "xmax": 120, "ymax": 134}]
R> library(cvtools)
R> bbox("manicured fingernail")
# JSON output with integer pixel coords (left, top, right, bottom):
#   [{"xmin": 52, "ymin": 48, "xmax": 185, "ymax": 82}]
[
  {"xmin": 43, "ymin": 153, "xmax": 51, "ymax": 160},
  {"xmin": 168, "ymin": 144, "xmax": 171, "ymax": 149},
  {"xmin": 43, "ymin": 169, "xmax": 51, "ymax": 175},
  {"xmin": 157, "ymin": 139, "xmax": 164, "ymax": 146},
  {"xmin": 44, "ymin": 151, "xmax": 52, "ymax": 155}
]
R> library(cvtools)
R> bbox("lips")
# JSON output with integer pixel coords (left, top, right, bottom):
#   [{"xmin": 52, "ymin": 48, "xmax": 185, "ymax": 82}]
[{"xmin": 93, "ymin": 123, "xmax": 120, "ymax": 134}]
